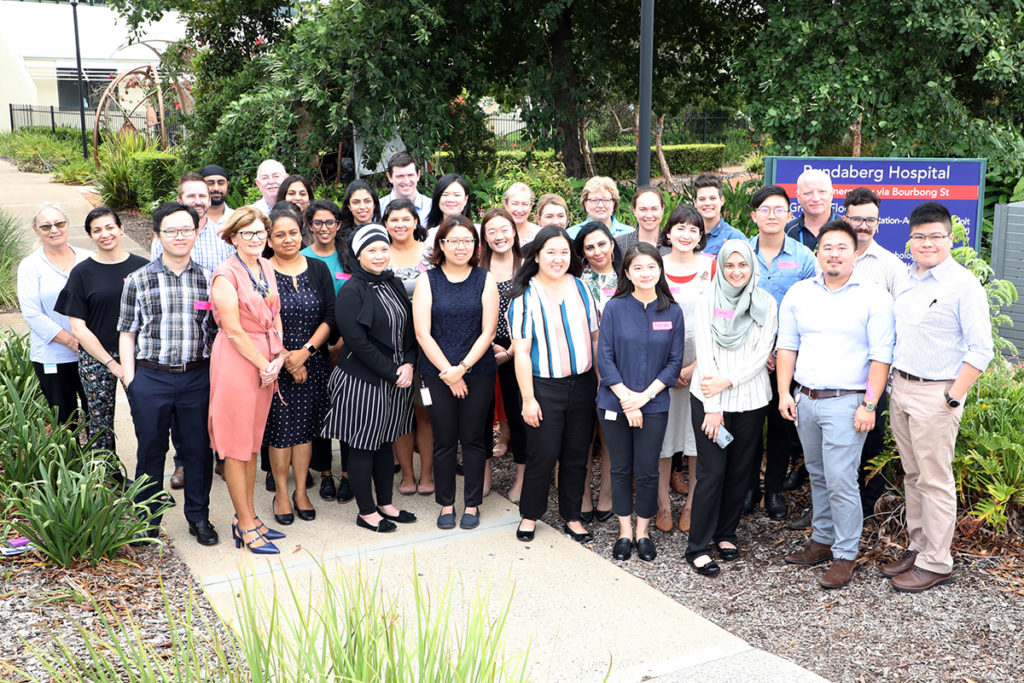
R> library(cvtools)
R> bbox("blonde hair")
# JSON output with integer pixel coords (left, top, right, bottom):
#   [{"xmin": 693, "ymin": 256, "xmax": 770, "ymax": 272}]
[
  {"xmin": 536, "ymin": 193, "xmax": 568, "ymax": 220},
  {"xmin": 503, "ymin": 182, "xmax": 535, "ymax": 205},
  {"xmin": 221, "ymin": 206, "xmax": 270, "ymax": 245},
  {"xmin": 31, "ymin": 202, "xmax": 67, "ymax": 228},
  {"xmin": 579, "ymin": 176, "xmax": 619, "ymax": 213}
]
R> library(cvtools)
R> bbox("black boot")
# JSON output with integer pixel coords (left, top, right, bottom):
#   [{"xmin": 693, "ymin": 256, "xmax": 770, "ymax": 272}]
[
  {"xmin": 782, "ymin": 464, "xmax": 808, "ymax": 491},
  {"xmin": 764, "ymin": 491, "xmax": 788, "ymax": 521},
  {"xmin": 741, "ymin": 489, "xmax": 761, "ymax": 516}
]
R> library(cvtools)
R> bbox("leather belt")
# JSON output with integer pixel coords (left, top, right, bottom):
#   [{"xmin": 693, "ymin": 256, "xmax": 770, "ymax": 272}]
[
  {"xmin": 894, "ymin": 369, "xmax": 946, "ymax": 383},
  {"xmin": 136, "ymin": 358, "xmax": 209, "ymax": 374},
  {"xmin": 795, "ymin": 384, "xmax": 862, "ymax": 400}
]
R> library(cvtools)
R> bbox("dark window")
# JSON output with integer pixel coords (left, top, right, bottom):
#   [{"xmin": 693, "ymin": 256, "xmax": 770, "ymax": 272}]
[{"xmin": 56, "ymin": 68, "xmax": 116, "ymax": 110}]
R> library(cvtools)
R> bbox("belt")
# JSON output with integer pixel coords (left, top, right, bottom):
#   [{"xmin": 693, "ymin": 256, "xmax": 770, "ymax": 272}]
[
  {"xmin": 894, "ymin": 369, "xmax": 946, "ymax": 383},
  {"xmin": 136, "ymin": 358, "xmax": 209, "ymax": 374},
  {"xmin": 795, "ymin": 384, "xmax": 862, "ymax": 400}
]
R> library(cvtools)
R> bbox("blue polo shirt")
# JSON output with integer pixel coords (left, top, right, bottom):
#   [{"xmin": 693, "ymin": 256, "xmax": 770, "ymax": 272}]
[
  {"xmin": 785, "ymin": 211, "xmax": 837, "ymax": 252},
  {"xmin": 748, "ymin": 234, "xmax": 816, "ymax": 307},
  {"xmin": 703, "ymin": 218, "xmax": 746, "ymax": 256},
  {"xmin": 567, "ymin": 216, "xmax": 634, "ymax": 239}
]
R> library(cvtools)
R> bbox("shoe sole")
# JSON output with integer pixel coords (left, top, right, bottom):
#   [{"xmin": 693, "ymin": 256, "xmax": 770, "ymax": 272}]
[
  {"xmin": 890, "ymin": 575, "xmax": 953, "ymax": 593},
  {"xmin": 784, "ymin": 556, "xmax": 832, "ymax": 566}
]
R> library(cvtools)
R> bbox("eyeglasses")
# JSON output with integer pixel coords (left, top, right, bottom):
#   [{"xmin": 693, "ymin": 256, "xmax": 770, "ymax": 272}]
[
  {"xmin": 846, "ymin": 216, "xmax": 880, "ymax": 227},
  {"xmin": 908, "ymin": 232, "xmax": 950, "ymax": 243},
  {"xmin": 756, "ymin": 207, "xmax": 788, "ymax": 217},
  {"xmin": 36, "ymin": 220, "xmax": 69, "ymax": 232},
  {"xmin": 586, "ymin": 197, "xmax": 613, "ymax": 205},
  {"xmin": 238, "ymin": 230, "xmax": 269, "ymax": 241},
  {"xmin": 441, "ymin": 238, "xmax": 475, "ymax": 247},
  {"xmin": 311, "ymin": 219, "xmax": 338, "ymax": 229},
  {"xmin": 160, "ymin": 228, "xmax": 196, "ymax": 238}
]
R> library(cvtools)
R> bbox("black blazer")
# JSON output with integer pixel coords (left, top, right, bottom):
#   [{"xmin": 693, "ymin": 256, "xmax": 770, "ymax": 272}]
[
  {"xmin": 334, "ymin": 275, "xmax": 416, "ymax": 384},
  {"xmin": 303, "ymin": 258, "xmax": 341, "ymax": 346}
]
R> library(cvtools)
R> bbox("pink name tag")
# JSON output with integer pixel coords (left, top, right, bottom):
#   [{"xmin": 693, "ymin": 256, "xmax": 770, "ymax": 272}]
[
  {"xmin": 417, "ymin": 263, "xmax": 428, "ymax": 274},
  {"xmin": 777, "ymin": 260, "xmax": 798, "ymax": 270},
  {"xmin": 601, "ymin": 288, "xmax": 616, "ymax": 297},
  {"xmin": 713, "ymin": 308, "xmax": 735, "ymax": 319},
  {"xmin": 652, "ymin": 320, "xmax": 673, "ymax": 331},
  {"xmin": 193, "ymin": 300, "xmax": 212, "ymax": 311},
  {"xmin": 336, "ymin": 272, "xmax": 350, "ymax": 281},
  {"xmin": 669, "ymin": 286, "xmax": 681, "ymax": 295}
]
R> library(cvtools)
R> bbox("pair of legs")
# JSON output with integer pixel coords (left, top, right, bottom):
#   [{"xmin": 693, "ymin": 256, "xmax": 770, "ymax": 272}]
[
  {"xmin": 269, "ymin": 441, "xmax": 314, "ymax": 516},
  {"xmin": 758, "ymin": 372, "xmax": 801, "ymax": 498},
  {"xmin": 601, "ymin": 412, "xmax": 667, "ymax": 541},
  {"xmin": 350, "ymin": 443, "xmax": 402, "ymax": 525},
  {"xmin": 76, "ymin": 350, "xmax": 116, "ymax": 453},
  {"xmin": 493, "ymin": 356, "xmax": 528, "ymax": 502},
  {"xmin": 659, "ymin": 454, "xmax": 696, "ymax": 527},
  {"xmin": 33, "ymin": 360, "xmax": 87, "ymax": 427},
  {"xmin": 395, "ymin": 405, "xmax": 434, "ymax": 494},
  {"xmin": 582, "ymin": 422, "xmax": 613, "ymax": 514},
  {"xmin": 223, "ymin": 452, "xmax": 275, "ymax": 548}
]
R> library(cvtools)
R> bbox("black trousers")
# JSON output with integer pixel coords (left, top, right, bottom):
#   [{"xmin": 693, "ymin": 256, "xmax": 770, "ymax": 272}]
[
  {"xmin": 426, "ymin": 372, "xmax": 494, "ymax": 508},
  {"xmin": 519, "ymin": 371, "xmax": 597, "ymax": 522},
  {"xmin": 493, "ymin": 344, "xmax": 528, "ymax": 464},
  {"xmin": 348, "ymin": 443, "xmax": 394, "ymax": 515},
  {"xmin": 33, "ymin": 361, "xmax": 87, "ymax": 426},
  {"xmin": 127, "ymin": 364, "xmax": 212, "ymax": 525},
  {"xmin": 759, "ymin": 370, "xmax": 801, "ymax": 494},
  {"xmin": 686, "ymin": 396, "xmax": 766, "ymax": 561},
  {"xmin": 859, "ymin": 389, "xmax": 889, "ymax": 516},
  {"xmin": 601, "ymin": 411, "xmax": 668, "ymax": 519}
]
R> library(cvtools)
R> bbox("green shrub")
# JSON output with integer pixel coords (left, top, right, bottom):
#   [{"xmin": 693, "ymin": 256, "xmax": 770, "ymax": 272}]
[
  {"xmin": 0, "ymin": 209, "xmax": 26, "ymax": 308},
  {"xmin": 52, "ymin": 157, "xmax": 95, "ymax": 185},
  {"xmin": 591, "ymin": 144, "xmax": 725, "ymax": 179},
  {"xmin": 723, "ymin": 128, "xmax": 755, "ymax": 164},
  {"xmin": 95, "ymin": 130, "xmax": 161, "ymax": 210},
  {"xmin": 127, "ymin": 149, "xmax": 179, "ymax": 212},
  {"xmin": 0, "ymin": 129, "xmax": 86, "ymax": 173}
]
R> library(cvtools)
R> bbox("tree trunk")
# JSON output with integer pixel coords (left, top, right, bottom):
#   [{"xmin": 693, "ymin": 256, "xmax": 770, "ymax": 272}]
[
  {"xmin": 849, "ymin": 113, "xmax": 863, "ymax": 157},
  {"xmin": 655, "ymin": 113, "xmax": 672, "ymax": 187},
  {"xmin": 580, "ymin": 116, "xmax": 596, "ymax": 177},
  {"xmin": 551, "ymin": 9, "xmax": 584, "ymax": 177}
]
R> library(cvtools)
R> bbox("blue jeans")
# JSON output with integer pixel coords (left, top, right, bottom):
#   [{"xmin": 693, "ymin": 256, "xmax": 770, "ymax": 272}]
[{"xmin": 795, "ymin": 392, "xmax": 867, "ymax": 560}]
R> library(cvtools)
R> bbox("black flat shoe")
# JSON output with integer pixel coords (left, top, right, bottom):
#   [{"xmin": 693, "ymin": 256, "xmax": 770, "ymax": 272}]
[
  {"xmin": 594, "ymin": 509, "xmax": 614, "ymax": 523},
  {"xmin": 265, "ymin": 470, "xmax": 276, "ymax": 492},
  {"xmin": 636, "ymin": 536, "xmax": 656, "ymax": 562},
  {"xmin": 688, "ymin": 556, "xmax": 721, "ymax": 577},
  {"xmin": 378, "ymin": 508, "xmax": 417, "ymax": 524},
  {"xmin": 319, "ymin": 475, "xmax": 336, "ymax": 501},
  {"xmin": 562, "ymin": 523, "xmax": 593, "ymax": 544},
  {"xmin": 336, "ymin": 476, "xmax": 354, "ymax": 503},
  {"xmin": 516, "ymin": 522, "xmax": 535, "ymax": 542},
  {"xmin": 356, "ymin": 515, "xmax": 397, "ymax": 533},
  {"xmin": 305, "ymin": 471, "xmax": 314, "ymax": 488},
  {"xmin": 579, "ymin": 509, "xmax": 594, "ymax": 523},
  {"xmin": 293, "ymin": 493, "xmax": 316, "ymax": 522},
  {"xmin": 612, "ymin": 537, "xmax": 632, "ymax": 561},
  {"xmin": 716, "ymin": 543, "xmax": 740, "ymax": 562},
  {"xmin": 764, "ymin": 492, "xmax": 788, "ymax": 521},
  {"xmin": 272, "ymin": 497, "xmax": 294, "ymax": 525}
]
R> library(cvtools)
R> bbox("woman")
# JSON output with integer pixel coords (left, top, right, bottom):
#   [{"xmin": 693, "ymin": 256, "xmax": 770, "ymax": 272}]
[
  {"xmin": 275, "ymin": 175, "xmax": 314, "ymax": 216},
  {"xmin": 536, "ymin": 193, "xmax": 569, "ymax": 230},
  {"xmin": 573, "ymin": 221, "xmax": 622, "ymax": 521},
  {"xmin": 321, "ymin": 225, "xmax": 417, "ymax": 533},
  {"xmin": 384, "ymin": 198, "xmax": 435, "ymax": 496},
  {"xmin": 425, "ymin": 173, "xmax": 472, "ymax": 230},
  {"xmin": 17, "ymin": 203, "xmax": 90, "ymax": 425},
  {"xmin": 508, "ymin": 226, "xmax": 599, "ymax": 543},
  {"xmin": 686, "ymin": 239, "xmax": 777, "ymax": 576},
  {"xmin": 300, "ymin": 198, "xmax": 353, "ymax": 503},
  {"xmin": 618, "ymin": 186, "xmax": 666, "ymax": 253},
  {"xmin": 503, "ymin": 182, "xmax": 539, "ymax": 246},
  {"xmin": 659, "ymin": 205, "xmax": 715, "ymax": 532},
  {"xmin": 340, "ymin": 180, "xmax": 382, "ymax": 244},
  {"xmin": 568, "ymin": 177, "xmax": 632, "ymax": 238},
  {"xmin": 263, "ymin": 206, "xmax": 337, "ymax": 524},
  {"xmin": 480, "ymin": 208, "xmax": 527, "ymax": 501},
  {"xmin": 597, "ymin": 243, "xmax": 685, "ymax": 562},
  {"xmin": 413, "ymin": 215, "xmax": 499, "ymax": 530},
  {"xmin": 56, "ymin": 207, "xmax": 147, "ymax": 454},
  {"xmin": 209, "ymin": 207, "xmax": 287, "ymax": 554}
]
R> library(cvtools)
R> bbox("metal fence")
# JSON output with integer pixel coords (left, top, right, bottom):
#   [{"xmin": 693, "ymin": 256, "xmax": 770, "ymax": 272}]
[{"xmin": 10, "ymin": 104, "xmax": 153, "ymax": 136}]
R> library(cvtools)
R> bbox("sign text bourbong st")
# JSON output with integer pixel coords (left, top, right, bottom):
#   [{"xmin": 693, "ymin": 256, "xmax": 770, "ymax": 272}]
[{"xmin": 765, "ymin": 157, "xmax": 986, "ymax": 262}]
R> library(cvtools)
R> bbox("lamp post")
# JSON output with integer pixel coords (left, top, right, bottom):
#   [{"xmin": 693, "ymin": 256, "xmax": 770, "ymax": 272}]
[
  {"xmin": 637, "ymin": 0, "xmax": 654, "ymax": 186},
  {"xmin": 70, "ymin": 0, "xmax": 88, "ymax": 160}
]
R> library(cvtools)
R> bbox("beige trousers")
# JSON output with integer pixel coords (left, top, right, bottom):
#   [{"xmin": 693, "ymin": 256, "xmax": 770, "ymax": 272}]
[{"xmin": 888, "ymin": 374, "xmax": 963, "ymax": 574}]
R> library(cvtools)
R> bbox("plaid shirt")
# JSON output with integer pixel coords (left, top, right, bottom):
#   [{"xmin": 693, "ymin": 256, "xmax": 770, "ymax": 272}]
[{"xmin": 117, "ymin": 258, "xmax": 215, "ymax": 365}]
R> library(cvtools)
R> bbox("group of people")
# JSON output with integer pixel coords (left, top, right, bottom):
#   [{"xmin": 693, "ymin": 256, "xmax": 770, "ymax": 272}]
[{"xmin": 17, "ymin": 154, "xmax": 992, "ymax": 592}]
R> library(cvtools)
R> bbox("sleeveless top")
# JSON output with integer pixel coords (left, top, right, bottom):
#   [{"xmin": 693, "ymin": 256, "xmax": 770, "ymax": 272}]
[{"xmin": 419, "ymin": 266, "xmax": 497, "ymax": 377}]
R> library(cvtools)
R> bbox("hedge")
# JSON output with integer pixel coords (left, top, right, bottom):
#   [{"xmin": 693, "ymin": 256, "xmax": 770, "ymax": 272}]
[
  {"xmin": 591, "ymin": 144, "xmax": 724, "ymax": 178},
  {"xmin": 127, "ymin": 150, "xmax": 178, "ymax": 210}
]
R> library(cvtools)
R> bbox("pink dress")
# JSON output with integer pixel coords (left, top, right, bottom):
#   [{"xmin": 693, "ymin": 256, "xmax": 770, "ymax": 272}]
[{"xmin": 208, "ymin": 256, "xmax": 284, "ymax": 461}]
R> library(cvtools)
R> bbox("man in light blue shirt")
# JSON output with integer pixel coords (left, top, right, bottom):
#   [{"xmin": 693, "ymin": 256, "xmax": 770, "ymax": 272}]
[
  {"xmin": 379, "ymin": 151, "xmax": 431, "ymax": 227},
  {"xmin": 693, "ymin": 173, "xmax": 746, "ymax": 256},
  {"xmin": 776, "ymin": 221, "xmax": 894, "ymax": 589},
  {"xmin": 151, "ymin": 173, "xmax": 234, "ymax": 272}
]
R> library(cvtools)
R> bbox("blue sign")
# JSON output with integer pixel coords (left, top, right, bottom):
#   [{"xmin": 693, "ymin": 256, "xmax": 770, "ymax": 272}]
[{"xmin": 765, "ymin": 157, "xmax": 986, "ymax": 261}]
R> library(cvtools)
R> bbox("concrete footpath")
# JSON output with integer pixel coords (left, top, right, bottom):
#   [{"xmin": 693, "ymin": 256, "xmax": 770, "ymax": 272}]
[{"xmin": 0, "ymin": 164, "xmax": 824, "ymax": 682}]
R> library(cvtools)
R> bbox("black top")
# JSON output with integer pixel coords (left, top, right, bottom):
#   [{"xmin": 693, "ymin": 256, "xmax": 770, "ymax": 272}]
[
  {"xmin": 335, "ymin": 273, "xmax": 417, "ymax": 384},
  {"xmin": 296, "ymin": 257, "xmax": 340, "ymax": 347},
  {"xmin": 419, "ymin": 267, "xmax": 496, "ymax": 377},
  {"xmin": 55, "ymin": 254, "xmax": 148, "ymax": 353}
]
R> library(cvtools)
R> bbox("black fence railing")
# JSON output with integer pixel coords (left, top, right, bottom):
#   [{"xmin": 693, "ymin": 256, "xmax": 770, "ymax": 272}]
[{"xmin": 8, "ymin": 104, "xmax": 175, "ymax": 138}]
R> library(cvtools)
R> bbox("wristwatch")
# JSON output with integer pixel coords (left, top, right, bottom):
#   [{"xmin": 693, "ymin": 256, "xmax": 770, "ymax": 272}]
[
  {"xmin": 861, "ymin": 400, "xmax": 876, "ymax": 412},
  {"xmin": 459, "ymin": 360, "xmax": 472, "ymax": 373},
  {"xmin": 303, "ymin": 342, "xmax": 316, "ymax": 354},
  {"xmin": 944, "ymin": 392, "xmax": 960, "ymax": 408},
  {"xmin": 647, "ymin": 389, "xmax": 657, "ymax": 402}
]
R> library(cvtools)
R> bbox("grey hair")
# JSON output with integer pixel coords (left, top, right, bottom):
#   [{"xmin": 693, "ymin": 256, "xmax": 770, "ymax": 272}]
[
  {"xmin": 503, "ymin": 182, "xmax": 535, "ymax": 205},
  {"xmin": 32, "ymin": 202, "xmax": 67, "ymax": 228}
]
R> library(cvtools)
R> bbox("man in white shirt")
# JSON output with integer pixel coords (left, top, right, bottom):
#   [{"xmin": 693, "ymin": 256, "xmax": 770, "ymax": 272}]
[
  {"xmin": 379, "ymin": 151, "xmax": 431, "ymax": 227},
  {"xmin": 251, "ymin": 159, "xmax": 287, "ymax": 214},
  {"xmin": 199, "ymin": 164, "xmax": 235, "ymax": 235}
]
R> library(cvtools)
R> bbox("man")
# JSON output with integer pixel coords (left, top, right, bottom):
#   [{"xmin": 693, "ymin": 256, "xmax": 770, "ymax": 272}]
[
  {"xmin": 379, "ymin": 151, "xmax": 431, "ymax": 226},
  {"xmin": 199, "ymin": 164, "xmax": 235, "ymax": 234},
  {"xmin": 151, "ymin": 174, "xmax": 234, "ymax": 273},
  {"xmin": 252, "ymin": 159, "xmax": 287, "ymax": 214},
  {"xmin": 884, "ymin": 202, "xmax": 993, "ymax": 592},
  {"xmin": 118, "ymin": 202, "xmax": 218, "ymax": 546},
  {"xmin": 745, "ymin": 185, "xmax": 816, "ymax": 521},
  {"xmin": 777, "ymin": 221, "xmax": 894, "ymax": 589},
  {"xmin": 693, "ymin": 173, "xmax": 745, "ymax": 256},
  {"xmin": 785, "ymin": 169, "xmax": 836, "ymax": 251}
]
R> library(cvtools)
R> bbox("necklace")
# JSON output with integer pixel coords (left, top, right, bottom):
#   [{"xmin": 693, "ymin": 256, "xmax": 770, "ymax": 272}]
[{"xmin": 235, "ymin": 253, "xmax": 270, "ymax": 298}]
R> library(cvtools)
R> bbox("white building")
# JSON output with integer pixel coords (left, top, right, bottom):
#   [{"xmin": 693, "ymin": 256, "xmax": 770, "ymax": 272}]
[{"xmin": 0, "ymin": 0, "xmax": 185, "ymax": 132}]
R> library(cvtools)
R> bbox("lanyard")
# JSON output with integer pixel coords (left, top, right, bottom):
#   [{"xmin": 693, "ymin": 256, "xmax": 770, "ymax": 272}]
[{"xmin": 235, "ymin": 253, "xmax": 270, "ymax": 299}]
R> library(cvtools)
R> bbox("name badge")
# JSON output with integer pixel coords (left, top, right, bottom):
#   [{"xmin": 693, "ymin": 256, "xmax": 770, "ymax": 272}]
[
  {"xmin": 601, "ymin": 288, "xmax": 616, "ymax": 297},
  {"xmin": 713, "ymin": 308, "xmax": 735, "ymax": 319},
  {"xmin": 777, "ymin": 260, "xmax": 798, "ymax": 270},
  {"xmin": 43, "ymin": 363, "xmax": 58, "ymax": 375},
  {"xmin": 193, "ymin": 300, "xmax": 212, "ymax": 311},
  {"xmin": 604, "ymin": 409, "xmax": 617, "ymax": 421},
  {"xmin": 420, "ymin": 387, "xmax": 432, "ymax": 406},
  {"xmin": 669, "ymin": 286, "xmax": 681, "ymax": 295},
  {"xmin": 652, "ymin": 320, "xmax": 673, "ymax": 331},
  {"xmin": 336, "ymin": 272, "xmax": 351, "ymax": 281}
]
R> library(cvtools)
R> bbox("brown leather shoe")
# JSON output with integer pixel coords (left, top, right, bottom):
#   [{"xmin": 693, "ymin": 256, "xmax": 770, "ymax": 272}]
[
  {"xmin": 670, "ymin": 471, "xmax": 688, "ymax": 495},
  {"xmin": 820, "ymin": 558, "xmax": 856, "ymax": 589},
  {"xmin": 784, "ymin": 540, "xmax": 833, "ymax": 565},
  {"xmin": 656, "ymin": 507, "xmax": 673, "ymax": 532},
  {"xmin": 170, "ymin": 466, "xmax": 185, "ymax": 490},
  {"xmin": 890, "ymin": 566, "xmax": 953, "ymax": 593},
  {"xmin": 678, "ymin": 504, "xmax": 691, "ymax": 532},
  {"xmin": 880, "ymin": 550, "xmax": 918, "ymax": 578}
]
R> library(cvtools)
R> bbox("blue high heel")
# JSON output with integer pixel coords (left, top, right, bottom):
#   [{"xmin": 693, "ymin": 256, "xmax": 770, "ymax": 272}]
[
  {"xmin": 234, "ymin": 515, "xmax": 285, "ymax": 540},
  {"xmin": 232, "ymin": 523, "xmax": 280, "ymax": 555}
]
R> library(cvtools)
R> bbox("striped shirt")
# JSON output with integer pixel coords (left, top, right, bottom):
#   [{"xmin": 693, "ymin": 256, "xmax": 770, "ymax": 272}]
[
  {"xmin": 151, "ymin": 220, "xmax": 234, "ymax": 273},
  {"xmin": 853, "ymin": 240, "xmax": 906, "ymax": 297},
  {"xmin": 692, "ymin": 293, "xmax": 778, "ymax": 413},
  {"xmin": 508, "ymin": 276, "xmax": 598, "ymax": 378},
  {"xmin": 892, "ymin": 256, "xmax": 994, "ymax": 379},
  {"xmin": 117, "ymin": 258, "xmax": 215, "ymax": 365}
]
